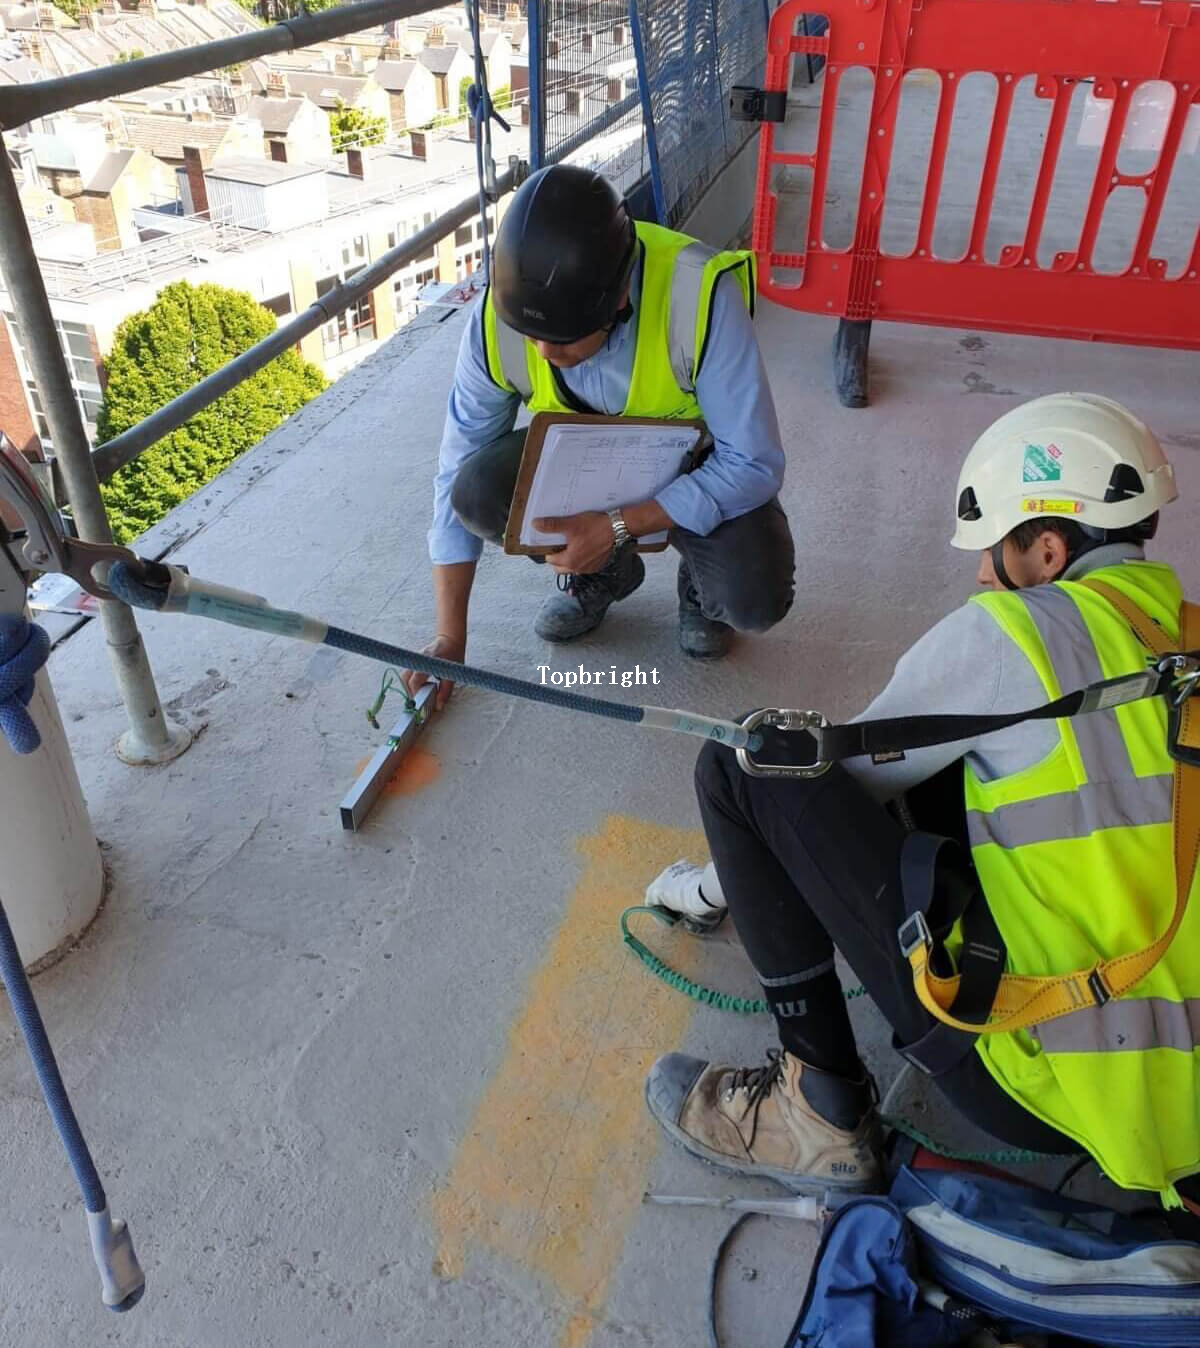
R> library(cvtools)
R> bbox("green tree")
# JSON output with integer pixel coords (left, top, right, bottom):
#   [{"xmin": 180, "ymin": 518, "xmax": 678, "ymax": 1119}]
[
  {"xmin": 234, "ymin": 0, "xmax": 337, "ymax": 17},
  {"xmin": 55, "ymin": 0, "xmax": 99, "ymax": 18},
  {"xmin": 458, "ymin": 76, "xmax": 474, "ymax": 116},
  {"xmin": 97, "ymin": 281, "xmax": 325, "ymax": 543},
  {"xmin": 329, "ymin": 98, "xmax": 387, "ymax": 151},
  {"xmin": 491, "ymin": 84, "xmax": 512, "ymax": 111}
]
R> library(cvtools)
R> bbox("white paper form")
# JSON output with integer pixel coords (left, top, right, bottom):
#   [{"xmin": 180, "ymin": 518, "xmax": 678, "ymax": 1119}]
[{"xmin": 519, "ymin": 422, "xmax": 701, "ymax": 548}]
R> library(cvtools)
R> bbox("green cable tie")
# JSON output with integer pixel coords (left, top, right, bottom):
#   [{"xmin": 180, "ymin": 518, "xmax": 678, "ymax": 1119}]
[{"xmin": 365, "ymin": 668, "xmax": 420, "ymax": 731}]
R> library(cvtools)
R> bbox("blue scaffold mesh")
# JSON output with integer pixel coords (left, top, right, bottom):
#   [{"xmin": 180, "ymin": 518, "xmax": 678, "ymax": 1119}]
[
  {"xmin": 541, "ymin": 0, "xmax": 648, "ymax": 196},
  {"xmin": 631, "ymin": 0, "xmax": 768, "ymax": 228}
]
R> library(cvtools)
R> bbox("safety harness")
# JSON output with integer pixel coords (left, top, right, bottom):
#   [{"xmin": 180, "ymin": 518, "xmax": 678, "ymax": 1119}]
[{"xmin": 891, "ymin": 583, "xmax": 1200, "ymax": 1050}]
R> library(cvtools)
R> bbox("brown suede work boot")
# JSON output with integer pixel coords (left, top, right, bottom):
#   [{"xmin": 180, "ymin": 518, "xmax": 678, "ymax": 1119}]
[{"xmin": 645, "ymin": 1049, "xmax": 881, "ymax": 1193}]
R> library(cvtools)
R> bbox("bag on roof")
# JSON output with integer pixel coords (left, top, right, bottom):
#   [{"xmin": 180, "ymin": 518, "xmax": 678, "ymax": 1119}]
[{"xmin": 786, "ymin": 1166, "xmax": 1200, "ymax": 1347}]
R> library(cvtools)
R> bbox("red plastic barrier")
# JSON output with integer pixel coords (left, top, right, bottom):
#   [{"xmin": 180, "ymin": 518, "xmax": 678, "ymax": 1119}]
[{"xmin": 753, "ymin": 0, "xmax": 1200, "ymax": 348}]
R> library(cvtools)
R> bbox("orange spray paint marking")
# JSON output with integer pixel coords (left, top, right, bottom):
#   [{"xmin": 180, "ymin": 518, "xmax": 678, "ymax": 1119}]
[
  {"xmin": 431, "ymin": 815, "xmax": 708, "ymax": 1347},
  {"xmin": 351, "ymin": 747, "xmax": 441, "ymax": 797}
]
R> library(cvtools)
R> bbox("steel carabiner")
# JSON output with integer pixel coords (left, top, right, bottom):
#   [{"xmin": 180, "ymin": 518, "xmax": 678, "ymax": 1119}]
[{"xmin": 734, "ymin": 707, "xmax": 832, "ymax": 779}]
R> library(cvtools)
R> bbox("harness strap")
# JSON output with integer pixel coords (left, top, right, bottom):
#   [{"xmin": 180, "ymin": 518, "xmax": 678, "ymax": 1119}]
[
  {"xmin": 894, "ymin": 832, "xmax": 1004, "ymax": 1074},
  {"xmin": 904, "ymin": 586, "xmax": 1200, "ymax": 1037}
]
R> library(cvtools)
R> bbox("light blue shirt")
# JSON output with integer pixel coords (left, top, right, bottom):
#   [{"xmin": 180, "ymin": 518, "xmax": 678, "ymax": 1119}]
[{"xmin": 427, "ymin": 254, "xmax": 787, "ymax": 564}]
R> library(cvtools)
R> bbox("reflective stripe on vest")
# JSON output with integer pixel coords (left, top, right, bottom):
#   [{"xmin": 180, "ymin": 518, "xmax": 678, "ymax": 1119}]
[
  {"xmin": 1035, "ymin": 996, "xmax": 1200, "ymax": 1055},
  {"xmin": 483, "ymin": 220, "xmax": 754, "ymax": 417},
  {"xmin": 966, "ymin": 585, "xmax": 1174, "ymax": 850},
  {"xmin": 963, "ymin": 562, "xmax": 1200, "ymax": 1194}
]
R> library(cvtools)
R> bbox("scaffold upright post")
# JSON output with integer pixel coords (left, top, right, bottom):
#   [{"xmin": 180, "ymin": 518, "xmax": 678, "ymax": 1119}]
[{"xmin": 0, "ymin": 137, "xmax": 190, "ymax": 766}]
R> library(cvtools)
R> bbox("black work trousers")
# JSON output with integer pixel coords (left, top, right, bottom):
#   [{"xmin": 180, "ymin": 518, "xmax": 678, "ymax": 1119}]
[
  {"xmin": 449, "ymin": 429, "xmax": 797, "ymax": 633},
  {"xmin": 694, "ymin": 731, "xmax": 1080, "ymax": 1154}
]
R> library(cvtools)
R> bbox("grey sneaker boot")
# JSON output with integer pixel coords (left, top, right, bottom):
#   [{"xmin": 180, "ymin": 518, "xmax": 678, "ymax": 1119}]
[
  {"xmin": 678, "ymin": 562, "xmax": 733, "ymax": 659},
  {"xmin": 534, "ymin": 546, "xmax": 645, "ymax": 642}
]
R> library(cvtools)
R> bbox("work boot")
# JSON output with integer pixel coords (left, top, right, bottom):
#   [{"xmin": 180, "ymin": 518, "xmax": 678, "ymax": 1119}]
[
  {"xmin": 534, "ymin": 546, "xmax": 644, "ymax": 642},
  {"xmin": 645, "ymin": 859, "xmax": 727, "ymax": 934},
  {"xmin": 678, "ymin": 562, "xmax": 733, "ymax": 660},
  {"xmin": 645, "ymin": 1049, "xmax": 881, "ymax": 1193}
]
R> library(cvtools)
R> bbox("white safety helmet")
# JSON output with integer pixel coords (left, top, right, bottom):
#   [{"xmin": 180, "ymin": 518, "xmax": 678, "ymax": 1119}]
[{"xmin": 951, "ymin": 393, "xmax": 1177, "ymax": 553}]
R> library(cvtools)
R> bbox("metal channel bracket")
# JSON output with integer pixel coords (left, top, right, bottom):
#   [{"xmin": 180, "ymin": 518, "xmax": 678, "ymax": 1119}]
[{"xmin": 339, "ymin": 680, "xmax": 437, "ymax": 832}]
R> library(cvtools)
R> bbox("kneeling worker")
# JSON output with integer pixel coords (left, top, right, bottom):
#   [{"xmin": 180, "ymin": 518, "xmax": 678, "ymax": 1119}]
[
  {"xmin": 643, "ymin": 393, "xmax": 1200, "ymax": 1207},
  {"xmin": 408, "ymin": 165, "xmax": 794, "ymax": 704}
]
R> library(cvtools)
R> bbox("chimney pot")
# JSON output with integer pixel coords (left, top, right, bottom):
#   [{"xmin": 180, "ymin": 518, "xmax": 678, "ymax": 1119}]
[{"xmin": 182, "ymin": 144, "xmax": 209, "ymax": 218}]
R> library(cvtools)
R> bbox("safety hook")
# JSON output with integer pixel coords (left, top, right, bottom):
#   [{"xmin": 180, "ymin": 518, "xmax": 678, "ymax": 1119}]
[{"xmin": 735, "ymin": 707, "xmax": 832, "ymax": 778}]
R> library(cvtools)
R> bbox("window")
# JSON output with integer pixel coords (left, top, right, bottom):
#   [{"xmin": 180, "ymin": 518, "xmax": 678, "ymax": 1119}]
[
  {"xmin": 393, "ymin": 262, "xmax": 438, "ymax": 322},
  {"xmin": 455, "ymin": 248, "xmax": 483, "ymax": 281},
  {"xmin": 341, "ymin": 235, "xmax": 368, "ymax": 269},
  {"xmin": 3, "ymin": 312, "xmax": 102, "ymax": 447},
  {"xmin": 261, "ymin": 293, "xmax": 293, "ymax": 320},
  {"xmin": 269, "ymin": 139, "xmax": 287, "ymax": 163},
  {"xmin": 317, "ymin": 271, "xmax": 376, "ymax": 359},
  {"xmin": 454, "ymin": 224, "xmax": 473, "ymax": 247}
]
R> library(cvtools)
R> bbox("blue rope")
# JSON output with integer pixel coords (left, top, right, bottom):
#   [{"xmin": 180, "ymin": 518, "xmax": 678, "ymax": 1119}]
[
  {"xmin": 0, "ymin": 898, "xmax": 107, "ymax": 1212},
  {"xmin": 0, "ymin": 613, "xmax": 50, "ymax": 755},
  {"xmin": 326, "ymin": 624, "xmax": 648, "ymax": 726},
  {"xmin": 106, "ymin": 564, "xmax": 765, "ymax": 750}
]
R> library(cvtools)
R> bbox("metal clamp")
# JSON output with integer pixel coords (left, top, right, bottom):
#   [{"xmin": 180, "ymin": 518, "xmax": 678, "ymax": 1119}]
[
  {"xmin": 0, "ymin": 447, "xmax": 139, "ymax": 601},
  {"xmin": 735, "ymin": 707, "xmax": 832, "ymax": 779},
  {"xmin": 729, "ymin": 86, "xmax": 787, "ymax": 123},
  {"xmin": 1159, "ymin": 651, "xmax": 1200, "ymax": 708}
]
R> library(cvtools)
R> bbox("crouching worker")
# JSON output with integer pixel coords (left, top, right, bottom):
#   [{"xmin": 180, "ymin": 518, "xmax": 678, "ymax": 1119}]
[
  {"xmin": 413, "ymin": 163, "xmax": 794, "ymax": 691},
  {"xmin": 644, "ymin": 393, "xmax": 1200, "ymax": 1207}
]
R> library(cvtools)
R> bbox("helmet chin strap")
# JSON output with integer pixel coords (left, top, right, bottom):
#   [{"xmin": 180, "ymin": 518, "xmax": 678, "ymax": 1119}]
[{"xmin": 990, "ymin": 540, "xmax": 1020, "ymax": 591}]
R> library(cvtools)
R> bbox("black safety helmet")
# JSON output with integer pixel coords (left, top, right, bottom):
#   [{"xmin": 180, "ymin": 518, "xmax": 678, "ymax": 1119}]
[{"xmin": 491, "ymin": 165, "xmax": 637, "ymax": 344}]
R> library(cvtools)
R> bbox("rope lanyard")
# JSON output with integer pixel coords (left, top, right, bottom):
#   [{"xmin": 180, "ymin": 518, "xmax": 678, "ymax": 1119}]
[{"xmin": 105, "ymin": 561, "xmax": 765, "ymax": 754}]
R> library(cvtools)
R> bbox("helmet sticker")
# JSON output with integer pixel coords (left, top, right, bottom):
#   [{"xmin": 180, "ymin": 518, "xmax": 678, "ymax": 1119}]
[
  {"xmin": 1022, "ymin": 442, "xmax": 1062, "ymax": 483},
  {"xmin": 1022, "ymin": 498, "xmax": 1083, "ymax": 515}
]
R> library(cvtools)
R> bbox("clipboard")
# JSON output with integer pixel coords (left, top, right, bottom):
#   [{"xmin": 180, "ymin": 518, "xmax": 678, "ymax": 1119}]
[{"xmin": 503, "ymin": 412, "xmax": 707, "ymax": 556}]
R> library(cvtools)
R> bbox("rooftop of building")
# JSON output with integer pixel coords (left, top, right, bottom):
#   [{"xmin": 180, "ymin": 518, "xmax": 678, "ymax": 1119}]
[
  {"xmin": 275, "ymin": 67, "xmax": 373, "ymax": 108},
  {"xmin": 373, "ymin": 56, "xmax": 419, "ymax": 91},
  {"xmin": 418, "ymin": 42, "xmax": 467, "ymax": 75},
  {"xmin": 15, "ymin": 121, "xmax": 525, "ymax": 301},
  {"xmin": 204, "ymin": 154, "xmax": 324, "ymax": 186},
  {"xmin": 81, "ymin": 146, "xmax": 136, "ymax": 194},
  {"xmin": 246, "ymin": 91, "xmax": 312, "ymax": 134},
  {"xmin": 112, "ymin": 109, "xmax": 240, "ymax": 162},
  {"xmin": 0, "ymin": 0, "xmax": 255, "ymax": 81}
]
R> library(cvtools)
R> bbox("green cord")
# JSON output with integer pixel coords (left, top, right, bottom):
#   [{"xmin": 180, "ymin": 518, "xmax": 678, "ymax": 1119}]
[
  {"xmin": 620, "ymin": 906, "xmax": 867, "ymax": 1014},
  {"xmin": 366, "ymin": 667, "xmax": 420, "ymax": 730},
  {"xmin": 619, "ymin": 905, "xmax": 1059, "ymax": 1167},
  {"xmin": 878, "ymin": 1114, "xmax": 1051, "ymax": 1167}
]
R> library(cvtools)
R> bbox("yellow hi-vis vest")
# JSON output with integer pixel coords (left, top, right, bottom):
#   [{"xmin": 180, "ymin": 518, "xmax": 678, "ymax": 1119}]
[
  {"xmin": 481, "ymin": 220, "xmax": 755, "ymax": 416},
  {"xmin": 965, "ymin": 560, "xmax": 1200, "ymax": 1194}
]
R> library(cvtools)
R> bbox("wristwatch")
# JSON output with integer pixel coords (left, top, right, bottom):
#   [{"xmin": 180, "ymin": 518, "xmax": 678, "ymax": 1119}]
[{"xmin": 607, "ymin": 508, "xmax": 632, "ymax": 552}]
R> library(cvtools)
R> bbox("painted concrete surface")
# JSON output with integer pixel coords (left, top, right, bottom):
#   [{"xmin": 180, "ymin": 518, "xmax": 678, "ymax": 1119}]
[{"xmin": 3, "ymin": 288, "xmax": 1200, "ymax": 1345}]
